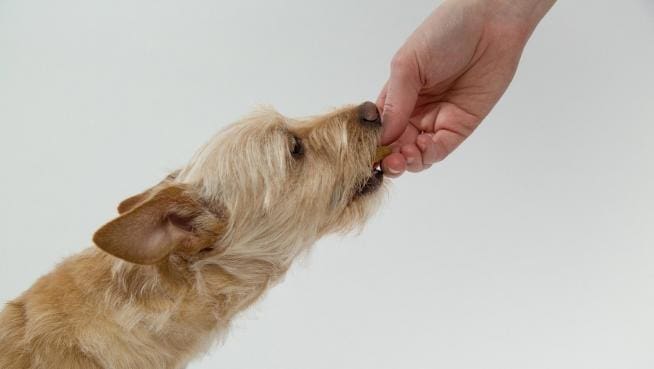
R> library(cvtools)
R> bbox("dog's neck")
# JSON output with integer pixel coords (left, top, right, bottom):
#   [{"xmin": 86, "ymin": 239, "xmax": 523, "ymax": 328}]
[{"xmin": 68, "ymin": 248, "xmax": 281, "ymax": 368}]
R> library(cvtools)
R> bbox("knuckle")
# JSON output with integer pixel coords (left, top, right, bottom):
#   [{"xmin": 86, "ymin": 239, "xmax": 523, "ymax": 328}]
[
  {"xmin": 433, "ymin": 139, "xmax": 452, "ymax": 163},
  {"xmin": 390, "ymin": 53, "xmax": 412, "ymax": 73}
]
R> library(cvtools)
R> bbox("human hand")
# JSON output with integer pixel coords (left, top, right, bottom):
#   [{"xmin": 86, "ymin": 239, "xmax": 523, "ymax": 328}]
[{"xmin": 378, "ymin": 0, "xmax": 556, "ymax": 176}]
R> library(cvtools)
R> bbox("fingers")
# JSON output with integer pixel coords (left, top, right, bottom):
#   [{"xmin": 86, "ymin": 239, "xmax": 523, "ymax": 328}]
[
  {"xmin": 377, "ymin": 78, "xmax": 482, "ymax": 176},
  {"xmin": 382, "ymin": 135, "xmax": 440, "ymax": 176},
  {"xmin": 416, "ymin": 133, "xmax": 438, "ymax": 164},
  {"xmin": 412, "ymin": 130, "xmax": 464, "ymax": 167},
  {"xmin": 381, "ymin": 126, "xmax": 467, "ymax": 177},
  {"xmin": 381, "ymin": 153, "xmax": 407, "ymax": 177},
  {"xmin": 400, "ymin": 144, "xmax": 423, "ymax": 172},
  {"xmin": 379, "ymin": 55, "xmax": 421, "ymax": 145},
  {"xmin": 380, "ymin": 134, "xmax": 435, "ymax": 176},
  {"xmin": 430, "ymin": 129, "xmax": 467, "ymax": 163}
]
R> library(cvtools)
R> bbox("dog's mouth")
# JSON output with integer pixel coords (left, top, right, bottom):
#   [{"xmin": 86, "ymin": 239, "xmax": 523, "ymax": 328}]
[
  {"xmin": 354, "ymin": 146, "xmax": 391, "ymax": 198},
  {"xmin": 355, "ymin": 164, "xmax": 384, "ymax": 197}
]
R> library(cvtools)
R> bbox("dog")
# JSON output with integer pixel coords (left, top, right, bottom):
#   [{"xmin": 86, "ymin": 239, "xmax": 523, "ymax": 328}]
[{"xmin": 0, "ymin": 101, "xmax": 389, "ymax": 369}]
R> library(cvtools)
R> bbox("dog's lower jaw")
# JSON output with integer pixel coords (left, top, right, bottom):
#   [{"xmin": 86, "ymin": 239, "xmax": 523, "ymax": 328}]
[
  {"xmin": 354, "ymin": 168, "xmax": 384, "ymax": 198},
  {"xmin": 0, "ymin": 248, "xmax": 276, "ymax": 369}
]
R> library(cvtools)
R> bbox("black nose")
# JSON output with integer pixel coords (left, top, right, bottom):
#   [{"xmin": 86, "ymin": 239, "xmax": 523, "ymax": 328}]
[{"xmin": 358, "ymin": 101, "xmax": 381, "ymax": 127}]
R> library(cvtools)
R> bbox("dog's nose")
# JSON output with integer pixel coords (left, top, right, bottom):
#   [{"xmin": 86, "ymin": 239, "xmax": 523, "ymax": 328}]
[{"xmin": 358, "ymin": 101, "xmax": 381, "ymax": 127}]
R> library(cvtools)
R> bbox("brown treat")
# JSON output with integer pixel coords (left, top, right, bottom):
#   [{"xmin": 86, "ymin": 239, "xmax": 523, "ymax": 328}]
[{"xmin": 374, "ymin": 146, "xmax": 392, "ymax": 163}]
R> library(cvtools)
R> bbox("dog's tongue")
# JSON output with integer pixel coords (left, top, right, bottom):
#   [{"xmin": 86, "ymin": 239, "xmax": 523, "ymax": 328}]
[{"xmin": 374, "ymin": 146, "xmax": 392, "ymax": 164}]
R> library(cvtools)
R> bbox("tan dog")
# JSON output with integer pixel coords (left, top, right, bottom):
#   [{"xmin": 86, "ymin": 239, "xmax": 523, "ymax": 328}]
[{"xmin": 0, "ymin": 102, "xmax": 388, "ymax": 369}]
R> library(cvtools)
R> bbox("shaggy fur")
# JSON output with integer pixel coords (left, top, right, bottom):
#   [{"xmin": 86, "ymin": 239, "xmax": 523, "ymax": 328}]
[{"xmin": 0, "ymin": 102, "xmax": 386, "ymax": 369}]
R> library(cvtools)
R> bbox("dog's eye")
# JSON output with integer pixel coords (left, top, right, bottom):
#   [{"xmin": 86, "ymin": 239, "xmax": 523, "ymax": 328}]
[{"xmin": 290, "ymin": 135, "xmax": 304, "ymax": 158}]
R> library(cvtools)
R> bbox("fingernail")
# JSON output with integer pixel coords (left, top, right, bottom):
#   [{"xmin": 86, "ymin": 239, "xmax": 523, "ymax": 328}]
[
  {"xmin": 387, "ymin": 167, "xmax": 401, "ymax": 175},
  {"xmin": 406, "ymin": 157, "xmax": 415, "ymax": 165}
]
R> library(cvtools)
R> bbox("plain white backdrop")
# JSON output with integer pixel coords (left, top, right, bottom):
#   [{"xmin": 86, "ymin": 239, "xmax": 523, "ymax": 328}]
[{"xmin": 1, "ymin": 1, "xmax": 653, "ymax": 368}]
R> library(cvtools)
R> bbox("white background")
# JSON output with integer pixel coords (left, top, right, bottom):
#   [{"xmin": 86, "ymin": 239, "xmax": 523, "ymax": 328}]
[{"xmin": 1, "ymin": 1, "xmax": 653, "ymax": 368}]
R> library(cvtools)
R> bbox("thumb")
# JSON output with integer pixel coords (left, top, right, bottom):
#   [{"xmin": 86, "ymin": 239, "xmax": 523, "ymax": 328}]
[{"xmin": 379, "ymin": 58, "xmax": 421, "ymax": 144}]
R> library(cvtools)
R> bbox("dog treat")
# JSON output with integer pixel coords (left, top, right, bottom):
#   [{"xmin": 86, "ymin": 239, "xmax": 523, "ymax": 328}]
[{"xmin": 374, "ymin": 146, "xmax": 392, "ymax": 163}]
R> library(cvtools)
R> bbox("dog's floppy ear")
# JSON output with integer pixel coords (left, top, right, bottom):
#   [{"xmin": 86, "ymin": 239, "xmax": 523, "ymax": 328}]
[
  {"xmin": 94, "ymin": 184, "xmax": 226, "ymax": 265},
  {"xmin": 117, "ymin": 190, "xmax": 150, "ymax": 215}
]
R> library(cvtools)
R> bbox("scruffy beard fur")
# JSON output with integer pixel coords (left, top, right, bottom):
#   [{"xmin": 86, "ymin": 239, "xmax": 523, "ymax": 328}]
[{"xmin": 0, "ymin": 102, "xmax": 386, "ymax": 369}]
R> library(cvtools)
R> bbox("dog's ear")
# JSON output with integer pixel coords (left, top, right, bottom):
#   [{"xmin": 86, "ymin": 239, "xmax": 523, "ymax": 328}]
[
  {"xmin": 94, "ymin": 184, "xmax": 226, "ymax": 265},
  {"xmin": 117, "ymin": 190, "xmax": 150, "ymax": 215}
]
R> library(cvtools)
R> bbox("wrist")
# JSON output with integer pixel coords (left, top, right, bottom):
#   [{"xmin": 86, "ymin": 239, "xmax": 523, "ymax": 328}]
[{"xmin": 478, "ymin": 0, "xmax": 556, "ymax": 43}]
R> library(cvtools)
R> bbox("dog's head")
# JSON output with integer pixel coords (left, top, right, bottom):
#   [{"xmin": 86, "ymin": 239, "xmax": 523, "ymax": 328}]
[{"xmin": 94, "ymin": 102, "xmax": 387, "ymax": 271}]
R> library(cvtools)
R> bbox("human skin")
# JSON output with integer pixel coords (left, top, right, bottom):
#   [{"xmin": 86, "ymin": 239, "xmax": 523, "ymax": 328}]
[{"xmin": 377, "ymin": 0, "xmax": 557, "ymax": 176}]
